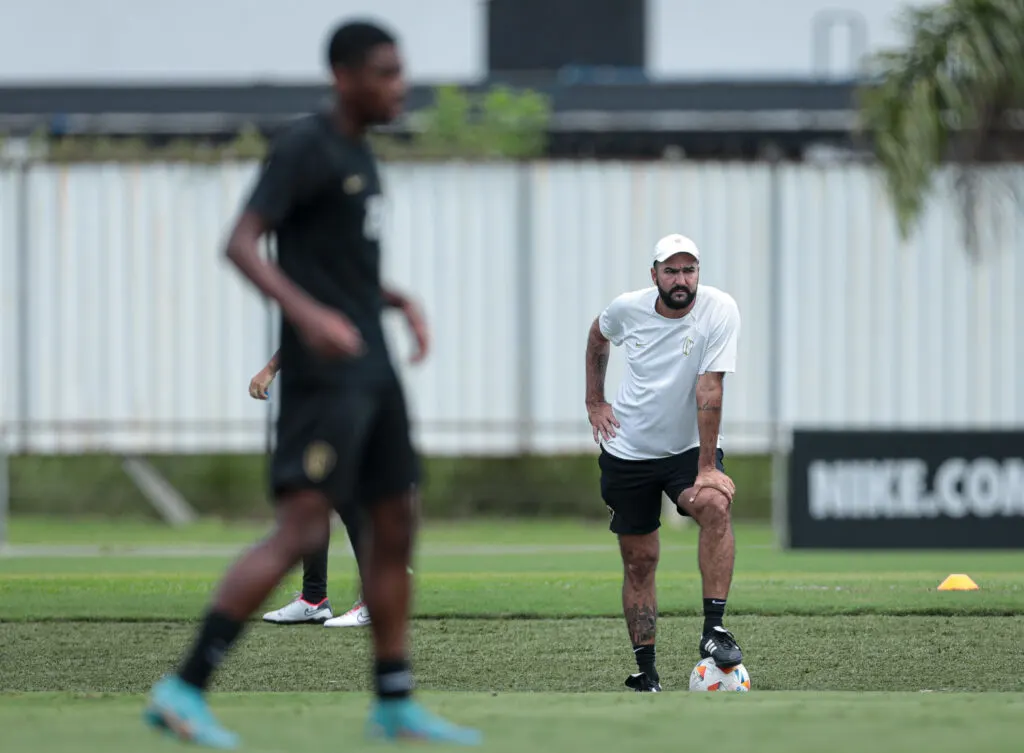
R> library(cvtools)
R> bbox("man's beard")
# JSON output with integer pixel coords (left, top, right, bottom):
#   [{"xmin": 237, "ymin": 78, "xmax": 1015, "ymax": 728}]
[{"xmin": 658, "ymin": 283, "xmax": 694, "ymax": 310}]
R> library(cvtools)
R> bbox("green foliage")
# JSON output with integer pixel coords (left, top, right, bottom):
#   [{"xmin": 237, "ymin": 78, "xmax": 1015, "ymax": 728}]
[
  {"xmin": 858, "ymin": 0, "xmax": 1024, "ymax": 246},
  {"xmin": 11, "ymin": 85, "xmax": 550, "ymax": 164},
  {"xmin": 478, "ymin": 85, "xmax": 551, "ymax": 158},
  {"xmin": 374, "ymin": 84, "xmax": 551, "ymax": 160},
  {"xmin": 7, "ymin": 453, "xmax": 773, "ymax": 521},
  {"xmin": 38, "ymin": 123, "xmax": 271, "ymax": 164}
]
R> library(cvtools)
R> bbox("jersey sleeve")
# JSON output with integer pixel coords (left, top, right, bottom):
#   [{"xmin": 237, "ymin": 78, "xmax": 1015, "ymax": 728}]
[
  {"xmin": 598, "ymin": 294, "xmax": 629, "ymax": 346},
  {"xmin": 699, "ymin": 297, "xmax": 741, "ymax": 374},
  {"xmin": 245, "ymin": 125, "xmax": 323, "ymax": 229}
]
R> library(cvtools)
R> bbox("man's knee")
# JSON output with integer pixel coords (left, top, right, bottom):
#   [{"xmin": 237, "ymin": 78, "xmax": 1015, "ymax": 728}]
[
  {"xmin": 620, "ymin": 537, "xmax": 659, "ymax": 583},
  {"xmin": 685, "ymin": 487, "xmax": 731, "ymax": 529}
]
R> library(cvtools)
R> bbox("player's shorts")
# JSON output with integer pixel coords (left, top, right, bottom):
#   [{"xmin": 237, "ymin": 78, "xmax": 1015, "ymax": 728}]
[
  {"xmin": 270, "ymin": 377, "xmax": 420, "ymax": 513},
  {"xmin": 598, "ymin": 446, "xmax": 726, "ymax": 536}
]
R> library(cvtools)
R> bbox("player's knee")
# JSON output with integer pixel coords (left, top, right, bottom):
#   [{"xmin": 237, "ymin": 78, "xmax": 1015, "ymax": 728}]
[
  {"xmin": 691, "ymin": 489, "xmax": 731, "ymax": 530},
  {"xmin": 624, "ymin": 549, "xmax": 658, "ymax": 584}
]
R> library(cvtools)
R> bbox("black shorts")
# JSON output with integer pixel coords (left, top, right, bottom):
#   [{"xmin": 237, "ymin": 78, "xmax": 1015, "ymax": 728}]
[
  {"xmin": 270, "ymin": 378, "xmax": 420, "ymax": 513},
  {"xmin": 599, "ymin": 446, "xmax": 725, "ymax": 536}
]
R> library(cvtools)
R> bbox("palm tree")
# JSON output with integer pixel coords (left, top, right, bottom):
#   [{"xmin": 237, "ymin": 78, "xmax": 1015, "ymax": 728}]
[{"xmin": 857, "ymin": 0, "xmax": 1024, "ymax": 250}]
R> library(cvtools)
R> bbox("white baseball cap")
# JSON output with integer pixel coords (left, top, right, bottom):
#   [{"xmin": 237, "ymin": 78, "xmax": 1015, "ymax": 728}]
[{"xmin": 653, "ymin": 233, "xmax": 700, "ymax": 264}]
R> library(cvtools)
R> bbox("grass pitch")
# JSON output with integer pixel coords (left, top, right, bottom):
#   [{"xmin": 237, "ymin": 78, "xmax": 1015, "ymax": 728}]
[{"xmin": 1, "ymin": 517, "xmax": 1022, "ymax": 752}]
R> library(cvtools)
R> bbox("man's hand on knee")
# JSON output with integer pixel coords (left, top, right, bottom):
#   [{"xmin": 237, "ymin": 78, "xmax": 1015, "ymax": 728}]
[
  {"xmin": 677, "ymin": 485, "xmax": 732, "ymax": 527},
  {"xmin": 687, "ymin": 468, "xmax": 735, "ymax": 505}
]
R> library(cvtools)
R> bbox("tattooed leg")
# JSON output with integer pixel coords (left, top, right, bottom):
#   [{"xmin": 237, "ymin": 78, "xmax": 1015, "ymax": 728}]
[{"xmin": 619, "ymin": 532, "xmax": 660, "ymax": 682}]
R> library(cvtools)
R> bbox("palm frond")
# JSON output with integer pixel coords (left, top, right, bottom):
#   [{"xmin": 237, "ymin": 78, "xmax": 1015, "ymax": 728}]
[{"xmin": 857, "ymin": 0, "xmax": 1024, "ymax": 249}]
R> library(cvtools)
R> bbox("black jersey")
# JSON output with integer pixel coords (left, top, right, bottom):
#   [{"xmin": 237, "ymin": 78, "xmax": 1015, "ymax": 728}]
[{"xmin": 246, "ymin": 111, "xmax": 393, "ymax": 388}]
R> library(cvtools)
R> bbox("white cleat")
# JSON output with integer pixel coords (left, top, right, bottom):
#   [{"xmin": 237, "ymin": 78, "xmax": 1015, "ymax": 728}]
[
  {"xmin": 323, "ymin": 600, "xmax": 371, "ymax": 628},
  {"xmin": 262, "ymin": 595, "xmax": 333, "ymax": 624},
  {"xmin": 320, "ymin": 570, "xmax": 411, "ymax": 628}
]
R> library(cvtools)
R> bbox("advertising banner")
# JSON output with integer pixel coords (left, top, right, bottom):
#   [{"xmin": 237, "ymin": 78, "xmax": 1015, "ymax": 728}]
[{"xmin": 788, "ymin": 430, "xmax": 1024, "ymax": 548}]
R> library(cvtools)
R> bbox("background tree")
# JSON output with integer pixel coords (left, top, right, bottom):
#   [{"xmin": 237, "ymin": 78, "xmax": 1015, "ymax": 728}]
[{"xmin": 858, "ymin": 0, "xmax": 1024, "ymax": 253}]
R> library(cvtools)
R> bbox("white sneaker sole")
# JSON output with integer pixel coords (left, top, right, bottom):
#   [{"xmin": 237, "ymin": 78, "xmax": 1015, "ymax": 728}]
[
  {"xmin": 323, "ymin": 607, "xmax": 371, "ymax": 628},
  {"xmin": 262, "ymin": 612, "xmax": 333, "ymax": 624},
  {"xmin": 261, "ymin": 600, "xmax": 333, "ymax": 624}
]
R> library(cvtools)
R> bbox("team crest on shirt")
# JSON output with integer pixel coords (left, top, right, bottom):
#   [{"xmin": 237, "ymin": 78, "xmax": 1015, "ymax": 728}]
[
  {"xmin": 682, "ymin": 336, "xmax": 695, "ymax": 356},
  {"xmin": 344, "ymin": 174, "xmax": 365, "ymax": 194},
  {"xmin": 303, "ymin": 441, "xmax": 336, "ymax": 482}
]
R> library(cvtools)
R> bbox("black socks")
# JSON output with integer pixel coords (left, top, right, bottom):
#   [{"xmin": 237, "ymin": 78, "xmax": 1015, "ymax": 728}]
[
  {"xmin": 633, "ymin": 644, "xmax": 658, "ymax": 681},
  {"xmin": 376, "ymin": 658, "xmax": 413, "ymax": 700},
  {"xmin": 301, "ymin": 546, "xmax": 330, "ymax": 604},
  {"xmin": 301, "ymin": 507, "xmax": 364, "ymax": 604},
  {"xmin": 703, "ymin": 598, "xmax": 727, "ymax": 634},
  {"xmin": 178, "ymin": 611, "xmax": 245, "ymax": 691}
]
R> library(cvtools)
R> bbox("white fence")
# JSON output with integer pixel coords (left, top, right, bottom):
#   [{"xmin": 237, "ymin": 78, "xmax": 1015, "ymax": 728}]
[{"xmin": 1, "ymin": 160, "xmax": 1023, "ymax": 456}]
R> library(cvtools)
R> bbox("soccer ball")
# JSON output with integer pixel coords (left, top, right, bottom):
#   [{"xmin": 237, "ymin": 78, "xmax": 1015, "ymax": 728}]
[{"xmin": 688, "ymin": 658, "xmax": 751, "ymax": 692}]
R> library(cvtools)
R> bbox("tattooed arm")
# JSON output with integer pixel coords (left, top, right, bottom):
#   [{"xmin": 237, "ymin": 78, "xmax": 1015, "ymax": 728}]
[
  {"xmin": 265, "ymin": 349, "xmax": 281, "ymax": 375},
  {"xmin": 248, "ymin": 349, "xmax": 280, "ymax": 400},
  {"xmin": 689, "ymin": 295, "xmax": 742, "ymax": 501},
  {"xmin": 585, "ymin": 318, "xmax": 619, "ymax": 442},
  {"xmin": 696, "ymin": 372, "xmax": 725, "ymax": 472},
  {"xmin": 585, "ymin": 318, "xmax": 610, "ymax": 408}
]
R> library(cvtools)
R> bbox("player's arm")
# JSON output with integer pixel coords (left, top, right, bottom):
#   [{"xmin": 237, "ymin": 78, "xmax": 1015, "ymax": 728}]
[
  {"xmin": 585, "ymin": 302, "xmax": 623, "ymax": 442},
  {"xmin": 226, "ymin": 217, "xmax": 320, "ymax": 333},
  {"xmin": 382, "ymin": 286, "xmax": 429, "ymax": 363},
  {"xmin": 585, "ymin": 318, "xmax": 612, "ymax": 409},
  {"xmin": 264, "ymin": 349, "xmax": 281, "ymax": 374},
  {"xmin": 248, "ymin": 350, "xmax": 280, "ymax": 400},
  {"xmin": 691, "ymin": 298, "xmax": 742, "ymax": 499},
  {"xmin": 695, "ymin": 372, "xmax": 726, "ymax": 471},
  {"xmin": 226, "ymin": 129, "xmax": 363, "ymax": 358},
  {"xmin": 382, "ymin": 287, "xmax": 411, "ymax": 309}
]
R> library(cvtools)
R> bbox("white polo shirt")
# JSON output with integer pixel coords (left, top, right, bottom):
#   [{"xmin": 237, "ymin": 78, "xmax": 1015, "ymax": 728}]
[{"xmin": 598, "ymin": 284, "xmax": 741, "ymax": 461}]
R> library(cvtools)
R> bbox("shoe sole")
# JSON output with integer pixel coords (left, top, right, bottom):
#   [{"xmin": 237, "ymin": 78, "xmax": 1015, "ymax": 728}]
[
  {"xmin": 145, "ymin": 706, "xmax": 239, "ymax": 749},
  {"xmin": 701, "ymin": 653, "xmax": 743, "ymax": 670},
  {"xmin": 262, "ymin": 616, "xmax": 332, "ymax": 624},
  {"xmin": 144, "ymin": 707, "xmax": 195, "ymax": 743},
  {"xmin": 624, "ymin": 675, "xmax": 662, "ymax": 692}
]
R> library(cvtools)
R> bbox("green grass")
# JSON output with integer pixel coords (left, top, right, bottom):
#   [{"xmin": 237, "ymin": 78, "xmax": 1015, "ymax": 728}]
[
  {"xmin": 3, "ymin": 615, "xmax": 1022, "ymax": 693},
  {"xmin": 5, "ymin": 692, "xmax": 1023, "ymax": 753},
  {"xmin": 2, "ymin": 516, "xmax": 1023, "ymax": 751},
  {"xmin": 3, "ymin": 519, "xmax": 1020, "ymax": 620}
]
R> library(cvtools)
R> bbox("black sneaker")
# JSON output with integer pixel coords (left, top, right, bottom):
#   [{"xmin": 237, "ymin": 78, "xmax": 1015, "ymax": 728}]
[
  {"xmin": 699, "ymin": 626, "xmax": 743, "ymax": 669},
  {"xmin": 624, "ymin": 672, "xmax": 662, "ymax": 693}
]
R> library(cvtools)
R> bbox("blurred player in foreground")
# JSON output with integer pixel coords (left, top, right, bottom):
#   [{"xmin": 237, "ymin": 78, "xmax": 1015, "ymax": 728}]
[
  {"xmin": 249, "ymin": 352, "xmax": 371, "ymax": 628},
  {"xmin": 585, "ymin": 234, "xmax": 743, "ymax": 693},
  {"xmin": 143, "ymin": 20, "xmax": 481, "ymax": 747}
]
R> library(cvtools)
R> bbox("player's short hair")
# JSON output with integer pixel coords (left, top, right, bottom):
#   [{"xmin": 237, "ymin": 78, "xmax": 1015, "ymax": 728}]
[{"xmin": 326, "ymin": 21, "xmax": 396, "ymax": 70}]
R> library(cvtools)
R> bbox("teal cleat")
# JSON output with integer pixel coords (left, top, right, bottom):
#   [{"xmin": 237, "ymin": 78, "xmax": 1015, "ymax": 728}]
[
  {"xmin": 143, "ymin": 675, "xmax": 240, "ymax": 749},
  {"xmin": 367, "ymin": 698, "xmax": 482, "ymax": 746}
]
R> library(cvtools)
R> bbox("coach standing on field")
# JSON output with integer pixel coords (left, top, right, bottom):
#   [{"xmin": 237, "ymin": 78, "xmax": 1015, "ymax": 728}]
[{"xmin": 585, "ymin": 233, "xmax": 743, "ymax": 693}]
